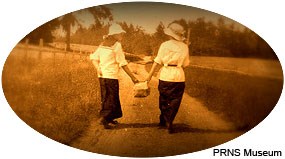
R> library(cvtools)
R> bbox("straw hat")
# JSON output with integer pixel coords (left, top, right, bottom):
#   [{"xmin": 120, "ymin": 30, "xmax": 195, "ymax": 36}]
[
  {"xmin": 108, "ymin": 23, "xmax": 126, "ymax": 36},
  {"xmin": 164, "ymin": 23, "xmax": 185, "ymax": 41}
]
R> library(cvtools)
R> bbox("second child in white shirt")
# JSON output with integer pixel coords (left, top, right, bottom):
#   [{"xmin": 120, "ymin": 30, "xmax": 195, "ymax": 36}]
[{"xmin": 146, "ymin": 23, "xmax": 190, "ymax": 134}]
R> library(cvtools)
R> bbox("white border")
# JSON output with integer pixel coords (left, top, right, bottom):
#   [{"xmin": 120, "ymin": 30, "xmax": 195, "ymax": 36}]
[{"xmin": 1, "ymin": 0, "xmax": 284, "ymax": 159}]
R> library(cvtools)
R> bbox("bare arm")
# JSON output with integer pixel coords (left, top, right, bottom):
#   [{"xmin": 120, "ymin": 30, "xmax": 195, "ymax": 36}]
[
  {"xmin": 91, "ymin": 60, "xmax": 102, "ymax": 76},
  {"xmin": 91, "ymin": 60, "xmax": 98, "ymax": 69},
  {"xmin": 122, "ymin": 65, "xmax": 139, "ymax": 83},
  {"xmin": 146, "ymin": 62, "xmax": 160, "ymax": 82}
]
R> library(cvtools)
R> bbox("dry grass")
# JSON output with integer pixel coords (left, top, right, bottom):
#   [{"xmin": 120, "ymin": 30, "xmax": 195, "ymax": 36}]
[
  {"xmin": 145, "ymin": 58, "xmax": 283, "ymax": 130},
  {"xmin": 2, "ymin": 46, "xmax": 101, "ymax": 144},
  {"xmin": 189, "ymin": 56, "xmax": 283, "ymax": 79},
  {"xmin": 184, "ymin": 66, "xmax": 283, "ymax": 130}
]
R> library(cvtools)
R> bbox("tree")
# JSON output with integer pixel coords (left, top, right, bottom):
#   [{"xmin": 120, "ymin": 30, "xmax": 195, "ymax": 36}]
[
  {"xmin": 87, "ymin": 6, "xmax": 113, "ymax": 28},
  {"xmin": 150, "ymin": 22, "xmax": 169, "ymax": 56},
  {"xmin": 118, "ymin": 22, "xmax": 152, "ymax": 55},
  {"xmin": 59, "ymin": 6, "xmax": 113, "ymax": 51},
  {"xmin": 71, "ymin": 24, "xmax": 109, "ymax": 46},
  {"xmin": 59, "ymin": 13, "xmax": 79, "ymax": 51},
  {"xmin": 24, "ymin": 18, "xmax": 60, "ymax": 44}
]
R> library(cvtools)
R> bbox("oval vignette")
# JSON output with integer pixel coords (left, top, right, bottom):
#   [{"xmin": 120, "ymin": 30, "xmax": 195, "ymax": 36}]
[{"xmin": 1, "ymin": 2, "xmax": 283, "ymax": 157}]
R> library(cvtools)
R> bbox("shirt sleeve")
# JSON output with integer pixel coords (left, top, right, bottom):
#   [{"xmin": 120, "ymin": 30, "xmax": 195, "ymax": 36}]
[
  {"xmin": 154, "ymin": 42, "xmax": 166, "ymax": 65},
  {"xmin": 182, "ymin": 47, "xmax": 190, "ymax": 67},
  {"xmin": 114, "ymin": 42, "xmax": 128, "ymax": 67},
  {"xmin": 89, "ymin": 47, "xmax": 100, "ymax": 61}
]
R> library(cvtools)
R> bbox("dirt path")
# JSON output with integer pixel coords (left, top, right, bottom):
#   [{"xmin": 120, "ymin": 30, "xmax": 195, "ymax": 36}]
[{"xmin": 70, "ymin": 63, "xmax": 243, "ymax": 157}]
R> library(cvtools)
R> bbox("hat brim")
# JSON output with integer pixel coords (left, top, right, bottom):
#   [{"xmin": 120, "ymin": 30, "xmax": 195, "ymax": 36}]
[
  {"xmin": 108, "ymin": 30, "xmax": 126, "ymax": 36},
  {"xmin": 164, "ymin": 28, "xmax": 183, "ymax": 41}
]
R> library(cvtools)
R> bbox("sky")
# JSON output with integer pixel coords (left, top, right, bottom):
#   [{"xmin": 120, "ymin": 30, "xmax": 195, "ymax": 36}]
[{"xmin": 75, "ymin": 2, "xmax": 243, "ymax": 34}]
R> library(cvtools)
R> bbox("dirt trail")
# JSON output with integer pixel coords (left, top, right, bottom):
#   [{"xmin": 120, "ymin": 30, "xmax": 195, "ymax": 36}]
[{"xmin": 70, "ymin": 63, "xmax": 243, "ymax": 157}]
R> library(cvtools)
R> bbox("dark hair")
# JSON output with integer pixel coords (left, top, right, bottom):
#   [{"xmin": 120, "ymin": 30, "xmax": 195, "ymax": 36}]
[{"xmin": 101, "ymin": 35, "xmax": 117, "ymax": 47}]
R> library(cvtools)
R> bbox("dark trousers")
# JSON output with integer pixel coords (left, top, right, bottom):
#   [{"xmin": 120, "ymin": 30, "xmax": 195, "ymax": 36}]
[
  {"xmin": 158, "ymin": 80, "xmax": 185, "ymax": 125},
  {"xmin": 99, "ymin": 78, "xmax": 122, "ymax": 121}
]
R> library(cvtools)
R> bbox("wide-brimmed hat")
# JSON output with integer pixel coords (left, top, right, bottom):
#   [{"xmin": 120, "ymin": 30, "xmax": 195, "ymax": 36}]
[
  {"xmin": 164, "ymin": 23, "xmax": 185, "ymax": 41},
  {"xmin": 108, "ymin": 23, "xmax": 126, "ymax": 36}
]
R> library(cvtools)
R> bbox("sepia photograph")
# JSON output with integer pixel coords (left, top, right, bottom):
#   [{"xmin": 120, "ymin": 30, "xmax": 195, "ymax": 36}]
[{"xmin": 1, "ymin": 1, "xmax": 283, "ymax": 157}]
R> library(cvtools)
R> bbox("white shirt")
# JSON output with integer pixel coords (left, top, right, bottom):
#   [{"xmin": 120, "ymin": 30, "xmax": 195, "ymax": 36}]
[
  {"xmin": 154, "ymin": 40, "xmax": 190, "ymax": 82},
  {"xmin": 90, "ymin": 42, "xmax": 128, "ymax": 79}
]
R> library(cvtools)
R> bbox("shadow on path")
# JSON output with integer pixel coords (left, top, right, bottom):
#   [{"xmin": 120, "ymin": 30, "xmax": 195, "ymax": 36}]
[
  {"xmin": 113, "ymin": 122, "xmax": 240, "ymax": 134},
  {"xmin": 70, "ymin": 63, "xmax": 244, "ymax": 157}
]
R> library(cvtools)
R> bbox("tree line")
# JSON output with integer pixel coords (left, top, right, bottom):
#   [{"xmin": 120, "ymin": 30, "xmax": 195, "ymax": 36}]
[{"xmin": 23, "ymin": 6, "xmax": 277, "ymax": 59}]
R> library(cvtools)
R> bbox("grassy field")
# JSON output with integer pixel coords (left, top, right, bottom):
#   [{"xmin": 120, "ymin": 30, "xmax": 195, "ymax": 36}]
[
  {"xmin": 2, "ymin": 46, "xmax": 101, "ymax": 144},
  {"xmin": 1, "ymin": 43, "xmax": 144, "ymax": 145},
  {"xmin": 2, "ymin": 44, "xmax": 284, "ymax": 145},
  {"xmin": 189, "ymin": 56, "xmax": 283, "ymax": 79},
  {"xmin": 146, "ymin": 57, "xmax": 283, "ymax": 130}
]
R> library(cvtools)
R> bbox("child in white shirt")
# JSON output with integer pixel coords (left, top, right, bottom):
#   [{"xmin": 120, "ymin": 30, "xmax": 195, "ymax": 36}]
[
  {"xmin": 90, "ymin": 24, "xmax": 138, "ymax": 129},
  {"xmin": 146, "ymin": 23, "xmax": 190, "ymax": 133}
]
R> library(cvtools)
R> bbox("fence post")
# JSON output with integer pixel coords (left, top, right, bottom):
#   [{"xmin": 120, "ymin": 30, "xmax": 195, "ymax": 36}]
[
  {"xmin": 25, "ymin": 38, "xmax": 29, "ymax": 45},
  {"xmin": 39, "ymin": 38, "xmax": 44, "ymax": 47},
  {"xmin": 38, "ymin": 38, "xmax": 43, "ymax": 60},
  {"xmin": 53, "ymin": 50, "xmax": 56, "ymax": 67},
  {"xmin": 24, "ymin": 38, "xmax": 29, "ymax": 60}
]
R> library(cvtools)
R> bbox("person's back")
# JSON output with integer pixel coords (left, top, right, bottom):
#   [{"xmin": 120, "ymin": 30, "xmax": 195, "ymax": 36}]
[
  {"xmin": 93, "ymin": 42, "xmax": 124, "ymax": 79},
  {"xmin": 90, "ymin": 23, "xmax": 138, "ymax": 129},
  {"xmin": 146, "ymin": 22, "xmax": 190, "ymax": 133},
  {"xmin": 155, "ymin": 39, "xmax": 190, "ymax": 82},
  {"xmin": 158, "ymin": 39, "xmax": 189, "ymax": 67}
]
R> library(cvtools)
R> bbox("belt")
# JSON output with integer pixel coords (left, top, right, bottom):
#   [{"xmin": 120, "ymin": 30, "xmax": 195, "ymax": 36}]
[{"xmin": 164, "ymin": 64, "xmax": 177, "ymax": 67}]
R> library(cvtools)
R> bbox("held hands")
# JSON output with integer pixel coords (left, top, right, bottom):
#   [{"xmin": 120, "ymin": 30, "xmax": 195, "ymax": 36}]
[
  {"xmin": 145, "ymin": 75, "xmax": 152, "ymax": 83},
  {"xmin": 131, "ymin": 77, "xmax": 139, "ymax": 84}
]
